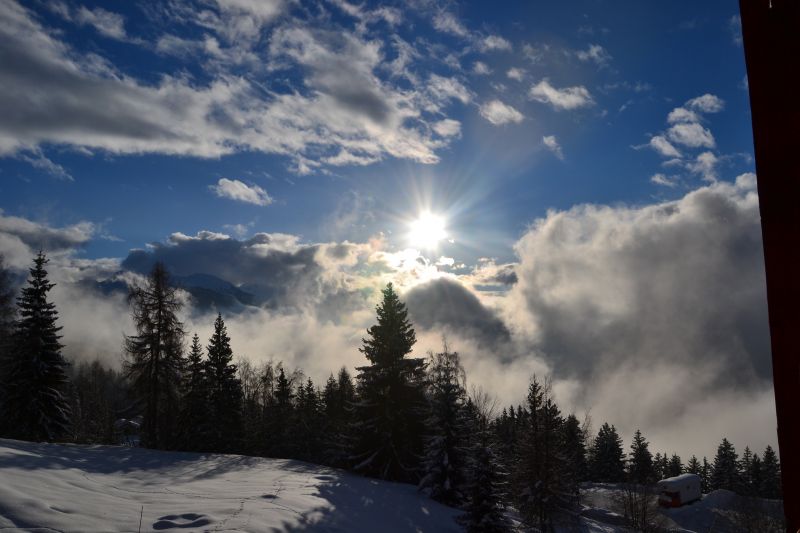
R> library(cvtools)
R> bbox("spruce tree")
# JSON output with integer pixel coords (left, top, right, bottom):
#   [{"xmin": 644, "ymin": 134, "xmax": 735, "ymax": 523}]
[
  {"xmin": 0, "ymin": 252, "xmax": 71, "ymax": 441},
  {"xmin": 460, "ymin": 429, "xmax": 509, "ymax": 533},
  {"xmin": 700, "ymin": 457, "xmax": 711, "ymax": 493},
  {"xmin": 295, "ymin": 378, "xmax": 322, "ymax": 462},
  {"xmin": 562, "ymin": 414, "xmax": 589, "ymax": 483},
  {"xmin": 589, "ymin": 423, "xmax": 626, "ymax": 482},
  {"xmin": 667, "ymin": 453, "xmax": 683, "ymax": 478},
  {"xmin": 514, "ymin": 376, "xmax": 576, "ymax": 531},
  {"xmin": 322, "ymin": 367, "xmax": 355, "ymax": 467},
  {"xmin": 747, "ymin": 452, "xmax": 762, "ymax": 498},
  {"xmin": 686, "ymin": 455, "xmax": 701, "ymax": 476},
  {"xmin": 628, "ymin": 429, "xmax": 655, "ymax": 484},
  {"xmin": 0, "ymin": 254, "xmax": 14, "ymax": 354},
  {"xmin": 351, "ymin": 283, "xmax": 427, "ymax": 482},
  {"xmin": 267, "ymin": 367, "xmax": 295, "ymax": 458},
  {"xmin": 739, "ymin": 446, "xmax": 754, "ymax": 494},
  {"xmin": 419, "ymin": 344, "xmax": 470, "ymax": 506},
  {"xmin": 124, "ymin": 262, "xmax": 185, "ymax": 449},
  {"xmin": 177, "ymin": 334, "xmax": 209, "ymax": 451},
  {"xmin": 760, "ymin": 445, "xmax": 781, "ymax": 499},
  {"xmin": 710, "ymin": 438, "xmax": 740, "ymax": 492},
  {"xmin": 205, "ymin": 314, "xmax": 243, "ymax": 453}
]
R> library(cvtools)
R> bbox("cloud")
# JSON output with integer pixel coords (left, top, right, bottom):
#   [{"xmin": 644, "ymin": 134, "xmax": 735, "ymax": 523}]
[
  {"xmin": 18, "ymin": 149, "xmax": 73, "ymax": 181},
  {"xmin": 480, "ymin": 35, "xmax": 512, "ymax": 52},
  {"xmin": 0, "ymin": 210, "xmax": 95, "ymax": 265},
  {"xmin": 479, "ymin": 100, "xmax": 524, "ymax": 125},
  {"xmin": 427, "ymin": 74, "xmax": 472, "ymax": 105},
  {"xmin": 685, "ymin": 151, "xmax": 719, "ymax": 181},
  {"xmin": 507, "ymin": 175, "xmax": 772, "ymax": 456},
  {"xmin": 667, "ymin": 107, "xmax": 701, "ymax": 124},
  {"xmin": 506, "ymin": 67, "xmax": 525, "ymax": 81},
  {"xmin": 529, "ymin": 80, "xmax": 594, "ymax": 110},
  {"xmin": 575, "ymin": 44, "xmax": 611, "ymax": 66},
  {"xmin": 472, "ymin": 61, "xmax": 491, "ymax": 75},
  {"xmin": 686, "ymin": 94, "xmax": 725, "ymax": 114},
  {"xmin": 648, "ymin": 135, "xmax": 682, "ymax": 158},
  {"xmin": 667, "ymin": 122, "xmax": 716, "ymax": 149},
  {"xmin": 650, "ymin": 173, "xmax": 679, "ymax": 187},
  {"xmin": 75, "ymin": 6, "xmax": 127, "ymax": 40},
  {"xmin": 432, "ymin": 11, "xmax": 468, "ymax": 37},
  {"xmin": 0, "ymin": 1, "xmax": 458, "ymax": 171},
  {"xmin": 729, "ymin": 15, "xmax": 743, "ymax": 46},
  {"xmin": 406, "ymin": 277, "xmax": 511, "ymax": 349},
  {"xmin": 542, "ymin": 135, "xmax": 564, "ymax": 159},
  {"xmin": 432, "ymin": 119, "xmax": 462, "ymax": 138},
  {"xmin": 210, "ymin": 178, "xmax": 273, "ymax": 206}
]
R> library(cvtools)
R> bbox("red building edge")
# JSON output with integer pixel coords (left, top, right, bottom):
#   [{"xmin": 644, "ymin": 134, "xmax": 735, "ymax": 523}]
[{"xmin": 739, "ymin": 0, "xmax": 800, "ymax": 530}]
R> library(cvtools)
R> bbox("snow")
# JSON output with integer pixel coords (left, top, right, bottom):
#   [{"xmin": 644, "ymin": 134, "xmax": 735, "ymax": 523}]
[{"xmin": 0, "ymin": 439, "xmax": 461, "ymax": 532}]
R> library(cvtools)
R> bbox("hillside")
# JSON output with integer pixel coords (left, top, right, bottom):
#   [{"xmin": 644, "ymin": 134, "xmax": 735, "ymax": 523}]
[{"xmin": 0, "ymin": 439, "xmax": 461, "ymax": 532}]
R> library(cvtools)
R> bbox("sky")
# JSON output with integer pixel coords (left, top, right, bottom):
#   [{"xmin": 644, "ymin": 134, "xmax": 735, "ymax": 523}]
[{"xmin": 0, "ymin": 0, "xmax": 775, "ymax": 460}]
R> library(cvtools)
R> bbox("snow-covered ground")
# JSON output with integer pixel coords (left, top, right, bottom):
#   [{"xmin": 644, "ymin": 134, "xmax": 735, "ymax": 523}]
[{"xmin": 0, "ymin": 439, "xmax": 461, "ymax": 532}]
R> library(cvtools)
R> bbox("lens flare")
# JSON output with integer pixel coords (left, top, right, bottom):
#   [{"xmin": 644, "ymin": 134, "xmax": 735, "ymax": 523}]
[{"xmin": 407, "ymin": 212, "xmax": 447, "ymax": 249}]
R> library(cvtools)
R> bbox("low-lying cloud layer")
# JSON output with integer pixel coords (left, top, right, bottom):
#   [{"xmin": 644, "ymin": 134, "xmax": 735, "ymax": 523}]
[{"xmin": 0, "ymin": 176, "xmax": 776, "ymax": 458}]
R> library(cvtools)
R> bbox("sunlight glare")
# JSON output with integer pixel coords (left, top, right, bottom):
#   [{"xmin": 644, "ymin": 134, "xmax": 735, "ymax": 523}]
[{"xmin": 407, "ymin": 212, "xmax": 447, "ymax": 249}]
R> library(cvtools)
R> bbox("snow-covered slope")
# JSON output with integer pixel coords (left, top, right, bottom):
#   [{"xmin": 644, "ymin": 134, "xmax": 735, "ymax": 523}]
[{"xmin": 0, "ymin": 439, "xmax": 461, "ymax": 532}]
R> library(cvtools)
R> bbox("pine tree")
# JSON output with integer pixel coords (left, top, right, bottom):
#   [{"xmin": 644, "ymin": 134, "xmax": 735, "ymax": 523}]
[
  {"xmin": 460, "ymin": 429, "xmax": 509, "ymax": 533},
  {"xmin": 628, "ymin": 429, "xmax": 655, "ymax": 484},
  {"xmin": 351, "ymin": 283, "xmax": 427, "ymax": 482},
  {"xmin": 700, "ymin": 457, "xmax": 711, "ymax": 493},
  {"xmin": 0, "ymin": 254, "xmax": 14, "ymax": 352},
  {"xmin": 710, "ymin": 438, "xmax": 740, "ymax": 492},
  {"xmin": 0, "ymin": 252, "xmax": 71, "ymax": 442},
  {"xmin": 562, "ymin": 414, "xmax": 589, "ymax": 483},
  {"xmin": 177, "ymin": 334, "xmax": 209, "ymax": 451},
  {"xmin": 124, "ymin": 262, "xmax": 185, "ymax": 449},
  {"xmin": 419, "ymin": 344, "xmax": 470, "ymax": 506},
  {"xmin": 739, "ymin": 446, "xmax": 754, "ymax": 494},
  {"xmin": 589, "ymin": 423, "xmax": 626, "ymax": 482},
  {"xmin": 204, "ymin": 314, "xmax": 243, "ymax": 453},
  {"xmin": 295, "ymin": 378, "xmax": 322, "ymax": 462},
  {"xmin": 760, "ymin": 445, "xmax": 781, "ymax": 499},
  {"xmin": 267, "ymin": 367, "xmax": 295, "ymax": 458},
  {"xmin": 514, "ymin": 376, "xmax": 576, "ymax": 531},
  {"xmin": 322, "ymin": 367, "xmax": 355, "ymax": 467},
  {"xmin": 747, "ymin": 452, "xmax": 762, "ymax": 498},
  {"xmin": 667, "ymin": 453, "xmax": 683, "ymax": 478},
  {"xmin": 686, "ymin": 455, "xmax": 701, "ymax": 476}
]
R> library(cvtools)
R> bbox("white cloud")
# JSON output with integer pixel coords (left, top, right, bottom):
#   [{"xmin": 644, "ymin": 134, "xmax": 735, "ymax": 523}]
[
  {"xmin": 480, "ymin": 35, "xmax": 512, "ymax": 52},
  {"xmin": 529, "ymin": 79, "xmax": 594, "ymax": 110},
  {"xmin": 472, "ymin": 61, "xmax": 491, "ymax": 75},
  {"xmin": 648, "ymin": 135, "xmax": 682, "ymax": 158},
  {"xmin": 479, "ymin": 100, "xmax": 524, "ymax": 125},
  {"xmin": 729, "ymin": 15, "xmax": 743, "ymax": 46},
  {"xmin": 650, "ymin": 173, "xmax": 678, "ymax": 187},
  {"xmin": 427, "ymin": 74, "xmax": 472, "ymax": 105},
  {"xmin": 686, "ymin": 151, "xmax": 719, "ymax": 181},
  {"xmin": 75, "ymin": 6, "xmax": 127, "ymax": 40},
  {"xmin": 210, "ymin": 178, "xmax": 273, "ymax": 206},
  {"xmin": 433, "ymin": 119, "xmax": 462, "ymax": 137},
  {"xmin": 542, "ymin": 135, "xmax": 563, "ymax": 159},
  {"xmin": 686, "ymin": 94, "xmax": 725, "ymax": 113},
  {"xmin": 667, "ymin": 107, "xmax": 701, "ymax": 124},
  {"xmin": 667, "ymin": 122, "xmax": 716, "ymax": 148},
  {"xmin": 575, "ymin": 44, "xmax": 611, "ymax": 66},
  {"xmin": 506, "ymin": 67, "xmax": 525, "ymax": 81},
  {"xmin": 432, "ymin": 11, "xmax": 468, "ymax": 37}
]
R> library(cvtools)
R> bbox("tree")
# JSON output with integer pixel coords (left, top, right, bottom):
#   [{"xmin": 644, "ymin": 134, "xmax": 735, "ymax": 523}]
[
  {"xmin": 267, "ymin": 366, "xmax": 295, "ymax": 458},
  {"xmin": 177, "ymin": 334, "xmax": 209, "ymax": 451},
  {"xmin": 562, "ymin": 414, "xmax": 588, "ymax": 483},
  {"xmin": 350, "ymin": 283, "xmax": 427, "ymax": 482},
  {"xmin": 686, "ymin": 455, "xmax": 701, "ymax": 476},
  {"xmin": 124, "ymin": 262, "xmax": 185, "ymax": 449},
  {"xmin": 589, "ymin": 423, "xmax": 626, "ymax": 483},
  {"xmin": 700, "ymin": 457, "xmax": 712, "ymax": 493},
  {"xmin": 460, "ymin": 430, "xmax": 509, "ymax": 532},
  {"xmin": 628, "ymin": 429, "xmax": 656, "ymax": 484},
  {"xmin": 740, "ymin": 446, "xmax": 754, "ymax": 494},
  {"xmin": 0, "ymin": 254, "xmax": 14, "ymax": 351},
  {"xmin": 419, "ymin": 343, "xmax": 470, "ymax": 506},
  {"xmin": 666, "ymin": 454, "xmax": 683, "ymax": 478},
  {"xmin": 0, "ymin": 252, "xmax": 71, "ymax": 441},
  {"xmin": 514, "ymin": 376, "xmax": 576, "ymax": 531},
  {"xmin": 205, "ymin": 314, "xmax": 243, "ymax": 453},
  {"xmin": 710, "ymin": 437, "xmax": 740, "ymax": 492},
  {"xmin": 295, "ymin": 378, "xmax": 322, "ymax": 462},
  {"xmin": 322, "ymin": 367, "xmax": 355, "ymax": 467},
  {"xmin": 760, "ymin": 445, "xmax": 781, "ymax": 499}
]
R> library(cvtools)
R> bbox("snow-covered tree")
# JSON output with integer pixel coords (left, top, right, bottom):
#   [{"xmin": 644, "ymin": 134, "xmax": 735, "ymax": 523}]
[
  {"xmin": 419, "ymin": 344, "xmax": 470, "ymax": 506},
  {"xmin": 0, "ymin": 252, "xmax": 71, "ymax": 442},
  {"xmin": 589, "ymin": 423, "xmax": 626, "ymax": 482},
  {"xmin": 124, "ymin": 262, "xmax": 185, "ymax": 449},
  {"xmin": 628, "ymin": 429, "xmax": 655, "ymax": 484},
  {"xmin": 177, "ymin": 334, "xmax": 209, "ymax": 451},
  {"xmin": 351, "ymin": 283, "xmax": 427, "ymax": 482},
  {"xmin": 205, "ymin": 314, "xmax": 243, "ymax": 453},
  {"xmin": 459, "ymin": 429, "xmax": 509, "ymax": 533}
]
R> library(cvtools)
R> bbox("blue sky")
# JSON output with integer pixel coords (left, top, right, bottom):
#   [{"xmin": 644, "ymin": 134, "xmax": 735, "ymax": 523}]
[
  {"xmin": 0, "ymin": 0, "xmax": 775, "ymax": 458},
  {"xmin": 1, "ymin": 0, "xmax": 752, "ymax": 264}
]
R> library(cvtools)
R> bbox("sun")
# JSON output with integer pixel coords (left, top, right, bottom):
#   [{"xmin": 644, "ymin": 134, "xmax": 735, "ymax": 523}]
[{"xmin": 407, "ymin": 212, "xmax": 447, "ymax": 249}]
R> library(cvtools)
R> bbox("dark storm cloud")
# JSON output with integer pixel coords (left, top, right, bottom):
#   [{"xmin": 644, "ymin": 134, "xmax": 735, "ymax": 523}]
[{"xmin": 405, "ymin": 277, "xmax": 511, "ymax": 348}]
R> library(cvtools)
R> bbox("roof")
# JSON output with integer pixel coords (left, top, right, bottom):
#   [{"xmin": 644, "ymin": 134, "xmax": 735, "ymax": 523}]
[{"xmin": 658, "ymin": 473, "xmax": 701, "ymax": 485}]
